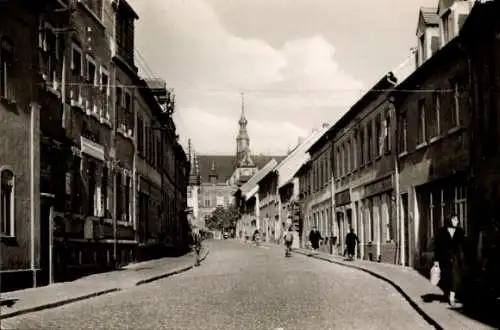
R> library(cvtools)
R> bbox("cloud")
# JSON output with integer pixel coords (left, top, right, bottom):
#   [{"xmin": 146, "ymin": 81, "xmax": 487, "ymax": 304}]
[{"xmin": 129, "ymin": 0, "xmax": 364, "ymax": 155}]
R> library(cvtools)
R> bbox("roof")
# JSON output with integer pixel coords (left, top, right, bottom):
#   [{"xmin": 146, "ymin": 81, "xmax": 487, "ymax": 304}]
[
  {"xmin": 274, "ymin": 126, "xmax": 331, "ymax": 189},
  {"xmin": 460, "ymin": 0, "xmax": 498, "ymax": 43},
  {"xmin": 197, "ymin": 155, "xmax": 285, "ymax": 183},
  {"xmin": 238, "ymin": 159, "xmax": 278, "ymax": 200},
  {"xmin": 389, "ymin": 38, "xmax": 463, "ymax": 105},
  {"xmin": 119, "ymin": 0, "xmax": 139, "ymax": 19},
  {"xmin": 420, "ymin": 7, "xmax": 439, "ymax": 26},
  {"xmin": 308, "ymin": 72, "xmax": 397, "ymax": 155}
]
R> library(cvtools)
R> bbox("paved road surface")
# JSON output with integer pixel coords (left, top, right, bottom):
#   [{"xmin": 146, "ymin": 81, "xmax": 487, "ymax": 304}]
[{"xmin": 2, "ymin": 240, "xmax": 432, "ymax": 330}]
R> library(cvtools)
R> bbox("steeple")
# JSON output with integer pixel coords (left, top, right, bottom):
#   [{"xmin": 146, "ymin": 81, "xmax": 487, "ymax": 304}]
[
  {"xmin": 236, "ymin": 93, "xmax": 253, "ymax": 167},
  {"xmin": 238, "ymin": 93, "xmax": 248, "ymax": 126}
]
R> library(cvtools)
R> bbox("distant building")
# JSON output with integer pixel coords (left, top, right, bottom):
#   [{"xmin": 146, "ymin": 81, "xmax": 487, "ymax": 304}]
[{"xmin": 196, "ymin": 96, "xmax": 285, "ymax": 227}]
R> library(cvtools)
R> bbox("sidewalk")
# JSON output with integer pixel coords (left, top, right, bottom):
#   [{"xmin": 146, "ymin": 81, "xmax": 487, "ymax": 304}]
[
  {"xmin": 263, "ymin": 242, "xmax": 495, "ymax": 330},
  {"xmin": 0, "ymin": 247, "xmax": 209, "ymax": 320}
]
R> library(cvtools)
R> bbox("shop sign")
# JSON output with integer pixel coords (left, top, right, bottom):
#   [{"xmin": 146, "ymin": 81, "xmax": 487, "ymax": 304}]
[
  {"xmin": 365, "ymin": 175, "xmax": 393, "ymax": 197},
  {"xmin": 335, "ymin": 189, "xmax": 351, "ymax": 206}
]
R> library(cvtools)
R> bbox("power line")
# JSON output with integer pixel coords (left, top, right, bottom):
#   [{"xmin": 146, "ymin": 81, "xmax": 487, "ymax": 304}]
[{"xmin": 49, "ymin": 82, "xmax": 454, "ymax": 94}]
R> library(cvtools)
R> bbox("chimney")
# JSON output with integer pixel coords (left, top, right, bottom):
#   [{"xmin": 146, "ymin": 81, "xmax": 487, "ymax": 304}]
[
  {"xmin": 297, "ymin": 136, "xmax": 304, "ymax": 146},
  {"xmin": 322, "ymin": 122, "xmax": 329, "ymax": 128}
]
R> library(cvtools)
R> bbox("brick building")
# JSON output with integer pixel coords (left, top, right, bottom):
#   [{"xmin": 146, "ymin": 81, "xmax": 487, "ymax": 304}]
[{"xmin": 0, "ymin": 1, "xmax": 42, "ymax": 291}]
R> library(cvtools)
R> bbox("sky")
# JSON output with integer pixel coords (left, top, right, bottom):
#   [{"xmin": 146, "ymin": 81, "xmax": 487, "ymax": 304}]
[{"xmin": 128, "ymin": 0, "xmax": 437, "ymax": 155}]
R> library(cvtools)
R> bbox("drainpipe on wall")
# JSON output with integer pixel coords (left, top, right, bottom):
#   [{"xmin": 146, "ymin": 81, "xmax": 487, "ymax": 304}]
[{"xmin": 30, "ymin": 102, "xmax": 40, "ymax": 287}]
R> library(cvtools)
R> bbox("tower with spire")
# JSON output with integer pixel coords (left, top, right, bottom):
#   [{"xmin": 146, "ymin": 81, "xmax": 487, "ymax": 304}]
[
  {"xmin": 231, "ymin": 93, "xmax": 257, "ymax": 186},
  {"xmin": 236, "ymin": 93, "xmax": 255, "ymax": 168}
]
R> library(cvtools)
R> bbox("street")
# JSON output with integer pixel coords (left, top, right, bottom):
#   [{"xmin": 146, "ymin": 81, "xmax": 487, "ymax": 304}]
[{"xmin": 2, "ymin": 240, "xmax": 432, "ymax": 330}]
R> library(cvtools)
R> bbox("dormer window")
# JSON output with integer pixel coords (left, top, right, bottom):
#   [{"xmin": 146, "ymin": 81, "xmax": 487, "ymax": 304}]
[
  {"xmin": 418, "ymin": 33, "xmax": 426, "ymax": 65},
  {"xmin": 442, "ymin": 10, "xmax": 453, "ymax": 44}
]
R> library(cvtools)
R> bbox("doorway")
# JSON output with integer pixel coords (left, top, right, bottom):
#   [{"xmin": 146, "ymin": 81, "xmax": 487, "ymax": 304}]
[
  {"xmin": 40, "ymin": 195, "xmax": 54, "ymax": 286},
  {"xmin": 401, "ymin": 193, "xmax": 410, "ymax": 266}
]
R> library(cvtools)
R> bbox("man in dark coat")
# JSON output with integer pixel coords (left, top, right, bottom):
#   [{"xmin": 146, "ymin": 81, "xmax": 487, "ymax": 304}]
[
  {"xmin": 345, "ymin": 228, "xmax": 360, "ymax": 261},
  {"xmin": 309, "ymin": 226, "xmax": 322, "ymax": 252},
  {"xmin": 434, "ymin": 213, "xmax": 466, "ymax": 306}
]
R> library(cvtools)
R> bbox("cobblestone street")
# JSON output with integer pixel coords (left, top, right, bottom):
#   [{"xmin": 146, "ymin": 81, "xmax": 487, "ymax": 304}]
[{"xmin": 2, "ymin": 240, "xmax": 432, "ymax": 330}]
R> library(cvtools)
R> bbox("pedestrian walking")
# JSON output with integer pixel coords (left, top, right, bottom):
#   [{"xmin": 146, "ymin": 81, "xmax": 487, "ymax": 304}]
[
  {"xmin": 284, "ymin": 227, "xmax": 294, "ymax": 257},
  {"xmin": 434, "ymin": 213, "xmax": 466, "ymax": 307},
  {"xmin": 309, "ymin": 226, "xmax": 322, "ymax": 253},
  {"xmin": 191, "ymin": 229, "xmax": 203, "ymax": 267},
  {"xmin": 345, "ymin": 228, "xmax": 360, "ymax": 261}
]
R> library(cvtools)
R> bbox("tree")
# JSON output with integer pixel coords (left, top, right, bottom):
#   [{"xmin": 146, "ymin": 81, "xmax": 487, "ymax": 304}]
[{"xmin": 206, "ymin": 205, "xmax": 240, "ymax": 231}]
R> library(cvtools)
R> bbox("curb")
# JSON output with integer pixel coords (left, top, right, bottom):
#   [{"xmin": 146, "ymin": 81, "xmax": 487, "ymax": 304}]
[
  {"xmin": 135, "ymin": 249, "xmax": 210, "ymax": 286},
  {"xmin": 0, "ymin": 288, "xmax": 120, "ymax": 320},
  {"xmin": 0, "ymin": 249, "xmax": 210, "ymax": 320},
  {"xmin": 293, "ymin": 249, "xmax": 443, "ymax": 330}
]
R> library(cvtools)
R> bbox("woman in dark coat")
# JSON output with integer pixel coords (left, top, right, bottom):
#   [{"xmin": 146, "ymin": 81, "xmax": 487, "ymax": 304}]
[{"xmin": 434, "ymin": 213, "xmax": 466, "ymax": 306}]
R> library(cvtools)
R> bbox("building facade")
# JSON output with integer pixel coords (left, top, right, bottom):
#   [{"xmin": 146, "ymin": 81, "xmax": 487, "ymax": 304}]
[
  {"xmin": 391, "ymin": 0, "xmax": 473, "ymax": 270},
  {"xmin": 302, "ymin": 128, "xmax": 334, "ymax": 253},
  {"xmin": 1, "ymin": 0, "xmax": 189, "ymax": 291},
  {"xmin": 0, "ymin": 0, "xmax": 42, "ymax": 291}
]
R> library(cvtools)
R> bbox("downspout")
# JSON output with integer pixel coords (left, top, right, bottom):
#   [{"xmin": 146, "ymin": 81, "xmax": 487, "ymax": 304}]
[{"xmin": 30, "ymin": 102, "xmax": 41, "ymax": 287}]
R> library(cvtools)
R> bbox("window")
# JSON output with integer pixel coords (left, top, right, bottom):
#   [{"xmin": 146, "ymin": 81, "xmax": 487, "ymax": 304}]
[
  {"xmin": 137, "ymin": 117, "xmax": 144, "ymax": 155},
  {"xmin": 100, "ymin": 68, "xmax": 109, "ymax": 95},
  {"xmin": 100, "ymin": 67, "xmax": 109, "ymax": 119},
  {"xmin": 375, "ymin": 114, "xmax": 381, "ymax": 157},
  {"xmin": 359, "ymin": 128, "xmax": 365, "ymax": 165},
  {"xmin": 452, "ymin": 81, "xmax": 460, "ymax": 128},
  {"xmin": 116, "ymin": 172, "xmax": 123, "ymax": 220},
  {"xmin": 399, "ymin": 112, "xmax": 408, "ymax": 153},
  {"xmin": 442, "ymin": 10, "xmax": 453, "ymax": 44},
  {"xmin": 383, "ymin": 111, "xmax": 391, "ymax": 153},
  {"xmin": 124, "ymin": 91, "xmax": 133, "ymax": 132},
  {"xmin": 429, "ymin": 93, "xmax": 441, "ymax": 138},
  {"xmin": 71, "ymin": 45, "xmax": 83, "ymax": 76},
  {"xmin": 454, "ymin": 185, "xmax": 467, "ymax": 235},
  {"xmin": 346, "ymin": 140, "xmax": 351, "ymax": 173},
  {"xmin": 88, "ymin": 161, "xmax": 97, "ymax": 216},
  {"xmin": 39, "ymin": 25, "xmax": 60, "ymax": 85},
  {"xmin": 125, "ymin": 176, "xmax": 131, "ymax": 222},
  {"xmin": 367, "ymin": 123, "xmax": 372, "ymax": 162},
  {"xmin": 1, "ymin": 169, "xmax": 14, "ymax": 237},
  {"xmin": 417, "ymin": 99, "xmax": 426, "ymax": 144},
  {"xmin": 340, "ymin": 145, "xmax": 345, "ymax": 177},
  {"xmin": 0, "ymin": 37, "xmax": 14, "ymax": 100},
  {"xmin": 86, "ymin": 56, "xmax": 97, "ymax": 85},
  {"xmin": 418, "ymin": 33, "xmax": 426, "ymax": 64},
  {"xmin": 102, "ymin": 167, "xmax": 109, "ymax": 218}
]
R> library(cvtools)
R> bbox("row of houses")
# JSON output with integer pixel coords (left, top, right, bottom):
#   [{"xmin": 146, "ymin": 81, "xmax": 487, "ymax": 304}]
[
  {"xmin": 0, "ymin": 0, "xmax": 190, "ymax": 292},
  {"xmin": 234, "ymin": 0, "xmax": 500, "ymax": 285}
]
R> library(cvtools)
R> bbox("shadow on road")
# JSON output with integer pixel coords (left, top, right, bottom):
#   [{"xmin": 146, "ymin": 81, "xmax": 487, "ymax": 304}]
[
  {"xmin": 421, "ymin": 293, "xmax": 448, "ymax": 304},
  {"xmin": 0, "ymin": 298, "xmax": 19, "ymax": 308}
]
